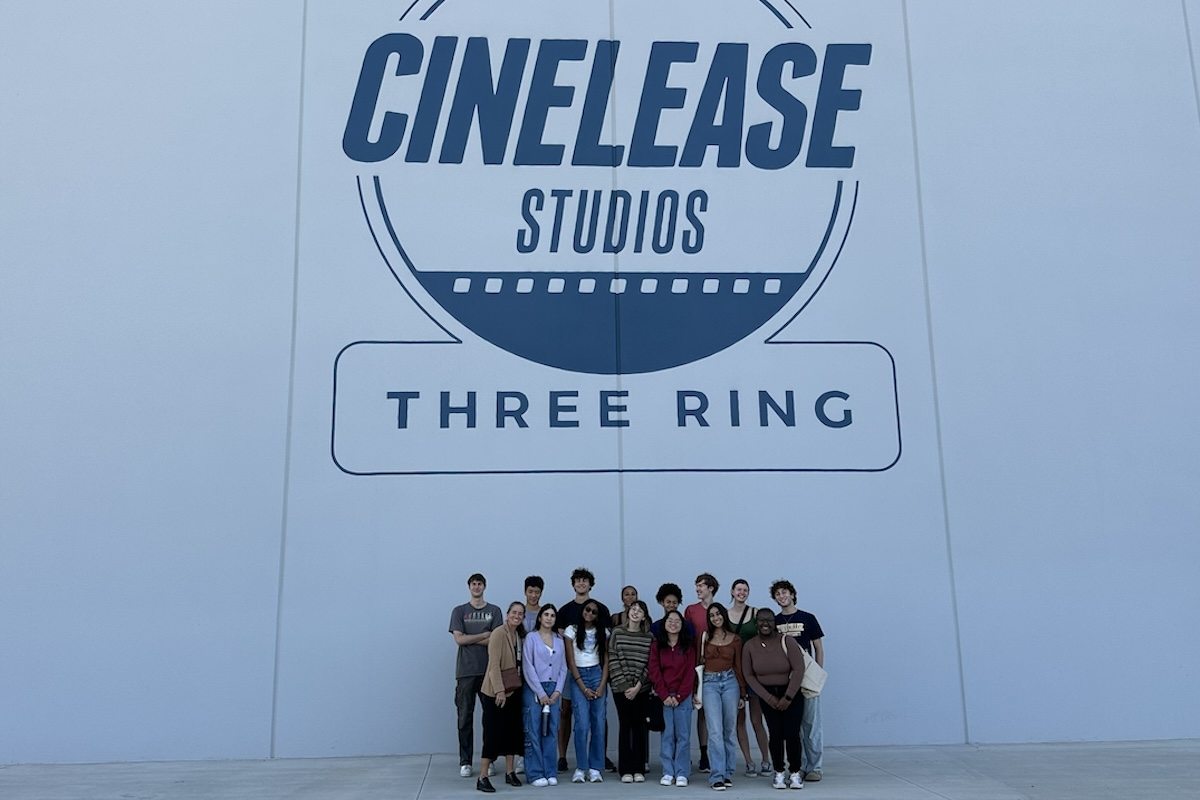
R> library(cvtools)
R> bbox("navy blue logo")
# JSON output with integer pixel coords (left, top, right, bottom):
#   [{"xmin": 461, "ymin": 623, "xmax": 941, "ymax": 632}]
[{"xmin": 342, "ymin": 1, "xmax": 870, "ymax": 375}]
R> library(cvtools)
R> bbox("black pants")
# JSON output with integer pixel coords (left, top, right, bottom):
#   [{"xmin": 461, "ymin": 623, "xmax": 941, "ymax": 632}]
[
  {"xmin": 760, "ymin": 686, "xmax": 804, "ymax": 773},
  {"xmin": 455, "ymin": 675, "xmax": 484, "ymax": 765},
  {"xmin": 613, "ymin": 691, "xmax": 650, "ymax": 775},
  {"xmin": 481, "ymin": 692, "xmax": 525, "ymax": 761}
]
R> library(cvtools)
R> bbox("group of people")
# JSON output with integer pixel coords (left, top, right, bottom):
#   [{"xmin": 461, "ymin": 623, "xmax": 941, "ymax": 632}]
[{"xmin": 449, "ymin": 569, "xmax": 825, "ymax": 793}]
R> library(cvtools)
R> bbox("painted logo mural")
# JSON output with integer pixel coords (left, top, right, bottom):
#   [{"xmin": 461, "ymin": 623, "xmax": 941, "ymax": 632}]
[{"xmin": 331, "ymin": 0, "xmax": 902, "ymax": 474}]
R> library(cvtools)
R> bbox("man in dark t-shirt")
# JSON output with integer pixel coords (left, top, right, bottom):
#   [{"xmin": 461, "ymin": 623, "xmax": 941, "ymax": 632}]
[
  {"xmin": 448, "ymin": 572, "xmax": 501, "ymax": 777},
  {"xmin": 771, "ymin": 578, "xmax": 825, "ymax": 782}
]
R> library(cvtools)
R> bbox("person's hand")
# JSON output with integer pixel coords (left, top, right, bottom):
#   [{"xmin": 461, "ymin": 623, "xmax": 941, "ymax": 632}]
[
  {"xmin": 664, "ymin": 696, "xmax": 677, "ymax": 707},
  {"xmin": 692, "ymin": 696, "xmax": 702, "ymax": 709},
  {"xmin": 550, "ymin": 691, "xmax": 561, "ymax": 704},
  {"xmin": 624, "ymin": 687, "xmax": 638, "ymax": 700},
  {"xmin": 776, "ymin": 698, "xmax": 791, "ymax": 711},
  {"xmin": 496, "ymin": 693, "xmax": 506, "ymax": 708},
  {"xmin": 737, "ymin": 698, "xmax": 746, "ymax": 709},
  {"xmin": 539, "ymin": 695, "xmax": 551, "ymax": 706}
]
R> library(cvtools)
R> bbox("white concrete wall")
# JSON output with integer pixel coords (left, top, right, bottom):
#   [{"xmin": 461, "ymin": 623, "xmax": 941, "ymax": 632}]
[{"xmin": 1, "ymin": 0, "xmax": 1197, "ymax": 764}]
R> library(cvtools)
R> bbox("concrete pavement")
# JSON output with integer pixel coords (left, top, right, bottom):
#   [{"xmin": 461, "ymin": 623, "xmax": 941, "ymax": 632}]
[{"xmin": 2, "ymin": 740, "xmax": 1198, "ymax": 800}]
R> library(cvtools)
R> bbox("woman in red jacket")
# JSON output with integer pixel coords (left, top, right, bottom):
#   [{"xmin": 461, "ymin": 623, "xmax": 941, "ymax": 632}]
[{"xmin": 647, "ymin": 609, "xmax": 698, "ymax": 787}]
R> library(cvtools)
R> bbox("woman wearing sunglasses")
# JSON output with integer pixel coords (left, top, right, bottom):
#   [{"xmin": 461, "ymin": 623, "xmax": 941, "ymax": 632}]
[{"xmin": 564, "ymin": 600, "xmax": 609, "ymax": 783}]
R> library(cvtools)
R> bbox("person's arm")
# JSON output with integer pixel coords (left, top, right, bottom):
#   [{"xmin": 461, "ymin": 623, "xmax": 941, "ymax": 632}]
[
  {"xmin": 648, "ymin": 641, "xmax": 665, "ymax": 697},
  {"xmin": 522, "ymin": 634, "xmax": 544, "ymax": 699},
  {"xmin": 453, "ymin": 630, "xmax": 491, "ymax": 646},
  {"xmin": 483, "ymin": 628, "xmax": 505, "ymax": 696},
  {"xmin": 564, "ymin": 633, "xmax": 584, "ymax": 697},
  {"xmin": 780, "ymin": 636, "xmax": 806, "ymax": 707},
  {"xmin": 608, "ymin": 630, "xmax": 626, "ymax": 689},
  {"xmin": 812, "ymin": 636, "xmax": 824, "ymax": 669},
  {"xmin": 598, "ymin": 650, "xmax": 609, "ymax": 697},
  {"xmin": 733, "ymin": 638, "xmax": 747, "ymax": 699},
  {"xmin": 681, "ymin": 644, "xmax": 697, "ymax": 699},
  {"xmin": 551, "ymin": 635, "xmax": 567, "ymax": 698}
]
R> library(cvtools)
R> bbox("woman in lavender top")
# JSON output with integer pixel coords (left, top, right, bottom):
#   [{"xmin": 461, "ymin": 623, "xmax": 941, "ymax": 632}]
[{"xmin": 522, "ymin": 604, "xmax": 567, "ymax": 786}]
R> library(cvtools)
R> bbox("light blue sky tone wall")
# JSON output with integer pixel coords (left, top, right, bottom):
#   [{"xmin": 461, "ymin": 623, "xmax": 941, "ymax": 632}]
[{"xmin": 1, "ymin": 0, "xmax": 1197, "ymax": 763}]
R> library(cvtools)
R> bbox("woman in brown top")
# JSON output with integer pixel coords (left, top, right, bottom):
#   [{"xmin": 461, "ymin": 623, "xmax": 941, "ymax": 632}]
[
  {"xmin": 742, "ymin": 608, "xmax": 806, "ymax": 790},
  {"xmin": 700, "ymin": 602, "xmax": 746, "ymax": 791},
  {"xmin": 478, "ymin": 602, "xmax": 526, "ymax": 792}
]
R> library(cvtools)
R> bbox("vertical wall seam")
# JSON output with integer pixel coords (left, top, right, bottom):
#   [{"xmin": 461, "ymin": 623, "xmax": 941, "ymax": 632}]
[
  {"xmin": 1183, "ymin": 1, "xmax": 1200, "ymax": 130},
  {"xmin": 608, "ymin": 0, "xmax": 628, "ymax": 587},
  {"xmin": 270, "ymin": 0, "xmax": 310, "ymax": 760},
  {"xmin": 900, "ymin": 0, "xmax": 971, "ymax": 744}
]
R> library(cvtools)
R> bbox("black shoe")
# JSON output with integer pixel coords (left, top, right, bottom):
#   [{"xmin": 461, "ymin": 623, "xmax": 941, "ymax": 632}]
[
  {"xmin": 698, "ymin": 753, "xmax": 711, "ymax": 773},
  {"xmin": 476, "ymin": 777, "xmax": 496, "ymax": 793},
  {"xmin": 506, "ymin": 773, "xmax": 522, "ymax": 787},
  {"xmin": 605, "ymin": 757, "xmax": 617, "ymax": 772},
  {"xmin": 557, "ymin": 757, "xmax": 568, "ymax": 772}
]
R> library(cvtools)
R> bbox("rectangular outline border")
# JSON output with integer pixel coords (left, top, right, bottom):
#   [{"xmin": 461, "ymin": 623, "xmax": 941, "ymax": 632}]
[{"xmin": 330, "ymin": 340, "xmax": 902, "ymax": 475}]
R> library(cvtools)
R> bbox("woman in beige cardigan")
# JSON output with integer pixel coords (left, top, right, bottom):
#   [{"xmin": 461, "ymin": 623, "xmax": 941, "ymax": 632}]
[{"xmin": 477, "ymin": 602, "xmax": 526, "ymax": 792}]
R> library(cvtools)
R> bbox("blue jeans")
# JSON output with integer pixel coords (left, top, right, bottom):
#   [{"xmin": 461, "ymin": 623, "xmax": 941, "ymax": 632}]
[
  {"xmin": 801, "ymin": 693, "xmax": 822, "ymax": 772},
  {"xmin": 703, "ymin": 670, "xmax": 739, "ymax": 784},
  {"xmin": 524, "ymin": 682, "xmax": 560, "ymax": 781},
  {"xmin": 660, "ymin": 696, "xmax": 692, "ymax": 779},
  {"xmin": 570, "ymin": 665, "xmax": 606, "ymax": 772}
]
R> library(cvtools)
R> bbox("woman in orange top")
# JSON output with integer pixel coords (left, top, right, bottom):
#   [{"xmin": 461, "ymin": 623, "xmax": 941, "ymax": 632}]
[{"xmin": 700, "ymin": 602, "xmax": 746, "ymax": 790}]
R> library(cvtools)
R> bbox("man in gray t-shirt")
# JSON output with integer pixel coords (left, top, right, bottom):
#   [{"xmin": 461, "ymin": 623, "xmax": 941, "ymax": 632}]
[{"xmin": 448, "ymin": 573, "xmax": 501, "ymax": 776}]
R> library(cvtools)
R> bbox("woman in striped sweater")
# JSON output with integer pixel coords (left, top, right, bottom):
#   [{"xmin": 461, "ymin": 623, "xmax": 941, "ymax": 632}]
[{"xmin": 609, "ymin": 599, "xmax": 653, "ymax": 783}]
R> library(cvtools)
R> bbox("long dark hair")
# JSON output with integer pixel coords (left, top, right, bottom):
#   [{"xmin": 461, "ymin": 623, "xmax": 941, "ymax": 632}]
[
  {"xmin": 706, "ymin": 602, "xmax": 732, "ymax": 639},
  {"xmin": 536, "ymin": 603, "xmax": 558, "ymax": 633},
  {"xmin": 575, "ymin": 600, "xmax": 608, "ymax": 660},
  {"xmin": 655, "ymin": 609, "xmax": 693, "ymax": 651}
]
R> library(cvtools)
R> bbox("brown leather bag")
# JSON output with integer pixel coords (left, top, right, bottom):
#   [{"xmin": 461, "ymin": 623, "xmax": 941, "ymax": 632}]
[{"xmin": 500, "ymin": 667, "xmax": 523, "ymax": 693}]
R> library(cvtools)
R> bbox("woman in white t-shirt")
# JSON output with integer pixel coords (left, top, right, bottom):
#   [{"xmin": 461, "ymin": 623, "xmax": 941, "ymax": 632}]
[{"xmin": 563, "ymin": 600, "xmax": 609, "ymax": 783}]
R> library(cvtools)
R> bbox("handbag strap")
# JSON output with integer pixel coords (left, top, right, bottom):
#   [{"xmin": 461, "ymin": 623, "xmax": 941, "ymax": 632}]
[{"xmin": 735, "ymin": 605, "xmax": 752, "ymax": 631}]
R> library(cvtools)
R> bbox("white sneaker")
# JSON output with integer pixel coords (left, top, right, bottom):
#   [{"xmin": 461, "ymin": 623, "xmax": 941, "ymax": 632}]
[
  {"xmin": 661, "ymin": 775, "xmax": 674, "ymax": 786},
  {"xmin": 621, "ymin": 775, "xmax": 634, "ymax": 783},
  {"xmin": 676, "ymin": 776, "xmax": 689, "ymax": 787},
  {"xmin": 516, "ymin": 756, "xmax": 525, "ymax": 774},
  {"xmin": 487, "ymin": 763, "xmax": 496, "ymax": 777},
  {"xmin": 548, "ymin": 777, "xmax": 558, "ymax": 786},
  {"xmin": 460, "ymin": 765, "xmax": 472, "ymax": 778},
  {"xmin": 773, "ymin": 772, "xmax": 787, "ymax": 789},
  {"xmin": 634, "ymin": 774, "xmax": 645, "ymax": 783},
  {"xmin": 789, "ymin": 772, "xmax": 804, "ymax": 790},
  {"xmin": 532, "ymin": 778, "xmax": 550, "ymax": 787},
  {"xmin": 573, "ymin": 769, "xmax": 586, "ymax": 783},
  {"xmin": 588, "ymin": 769, "xmax": 603, "ymax": 783}
]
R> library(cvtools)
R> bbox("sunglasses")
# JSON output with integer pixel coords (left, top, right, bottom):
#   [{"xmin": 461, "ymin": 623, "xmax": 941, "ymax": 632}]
[{"xmin": 582, "ymin": 607, "xmax": 599, "ymax": 615}]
